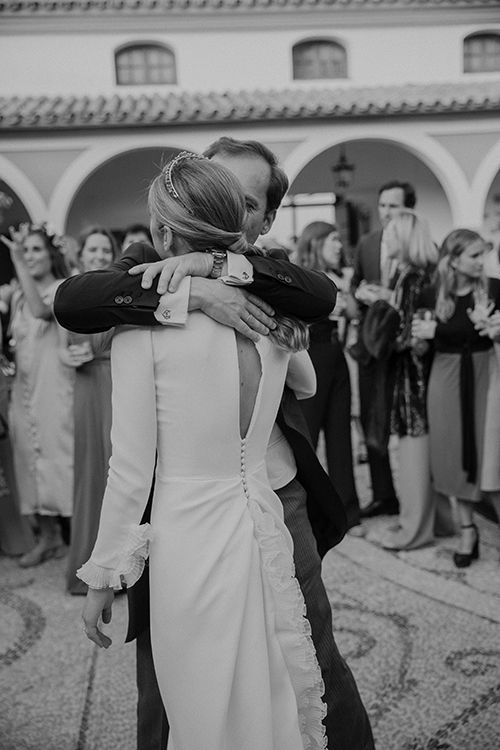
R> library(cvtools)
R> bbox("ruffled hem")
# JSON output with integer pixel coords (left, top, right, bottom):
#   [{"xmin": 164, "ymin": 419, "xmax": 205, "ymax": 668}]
[
  {"xmin": 248, "ymin": 498, "xmax": 328, "ymax": 750},
  {"xmin": 76, "ymin": 523, "xmax": 151, "ymax": 590}
]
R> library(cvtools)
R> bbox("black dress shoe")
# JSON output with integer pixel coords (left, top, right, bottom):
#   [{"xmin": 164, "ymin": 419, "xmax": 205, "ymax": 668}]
[
  {"xmin": 360, "ymin": 498, "xmax": 399, "ymax": 518},
  {"xmin": 453, "ymin": 523, "xmax": 480, "ymax": 568}
]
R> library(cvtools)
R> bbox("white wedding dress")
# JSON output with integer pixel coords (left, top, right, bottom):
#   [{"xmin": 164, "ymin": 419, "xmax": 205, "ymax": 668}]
[{"xmin": 78, "ymin": 312, "xmax": 327, "ymax": 750}]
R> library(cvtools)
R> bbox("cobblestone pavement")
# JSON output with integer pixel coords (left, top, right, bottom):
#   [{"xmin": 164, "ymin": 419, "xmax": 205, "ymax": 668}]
[{"xmin": 1, "ymin": 446, "xmax": 500, "ymax": 750}]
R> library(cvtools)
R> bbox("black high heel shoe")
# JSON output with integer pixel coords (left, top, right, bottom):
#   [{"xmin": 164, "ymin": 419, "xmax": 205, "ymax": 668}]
[{"xmin": 453, "ymin": 523, "xmax": 479, "ymax": 568}]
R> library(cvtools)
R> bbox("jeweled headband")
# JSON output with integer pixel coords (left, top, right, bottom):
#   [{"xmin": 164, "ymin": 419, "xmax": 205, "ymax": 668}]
[{"xmin": 163, "ymin": 151, "xmax": 206, "ymax": 215}]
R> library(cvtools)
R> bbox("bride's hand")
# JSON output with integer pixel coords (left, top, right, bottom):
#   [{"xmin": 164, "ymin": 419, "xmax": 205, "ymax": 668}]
[
  {"xmin": 82, "ymin": 587, "xmax": 115, "ymax": 649},
  {"xmin": 129, "ymin": 253, "xmax": 213, "ymax": 294}
]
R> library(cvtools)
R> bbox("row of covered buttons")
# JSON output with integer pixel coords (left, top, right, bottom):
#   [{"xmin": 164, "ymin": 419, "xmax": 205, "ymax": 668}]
[
  {"xmin": 240, "ymin": 438, "xmax": 249, "ymax": 496},
  {"xmin": 114, "ymin": 295, "xmax": 133, "ymax": 305}
]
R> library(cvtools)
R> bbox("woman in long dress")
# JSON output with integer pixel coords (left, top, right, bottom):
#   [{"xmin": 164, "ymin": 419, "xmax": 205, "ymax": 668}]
[
  {"xmin": 64, "ymin": 227, "xmax": 117, "ymax": 594},
  {"xmin": 380, "ymin": 209, "xmax": 438, "ymax": 550},
  {"xmin": 413, "ymin": 229, "xmax": 500, "ymax": 567},
  {"xmin": 0, "ymin": 318, "xmax": 35, "ymax": 556},
  {"xmin": 1, "ymin": 224, "xmax": 74, "ymax": 567},
  {"xmin": 78, "ymin": 153, "xmax": 327, "ymax": 750}
]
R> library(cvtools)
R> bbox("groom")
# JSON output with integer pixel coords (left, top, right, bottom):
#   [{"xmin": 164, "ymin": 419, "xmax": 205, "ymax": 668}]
[{"xmin": 55, "ymin": 137, "xmax": 374, "ymax": 750}]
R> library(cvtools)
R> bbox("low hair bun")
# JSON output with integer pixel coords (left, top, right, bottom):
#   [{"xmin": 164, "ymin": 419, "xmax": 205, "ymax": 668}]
[{"xmin": 228, "ymin": 234, "xmax": 249, "ymax": 255}]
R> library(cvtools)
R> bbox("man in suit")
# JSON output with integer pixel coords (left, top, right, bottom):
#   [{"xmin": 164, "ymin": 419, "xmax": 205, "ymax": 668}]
[
  {"xmin": 55, "ymin": 137, "xmax": 374, "ymax": 750},
  {"xmin": 350, "ymin": 180, "xmax": 417, "ymax": 518}
]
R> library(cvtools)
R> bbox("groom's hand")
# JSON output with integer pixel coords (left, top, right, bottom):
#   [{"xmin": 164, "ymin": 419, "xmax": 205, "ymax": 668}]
[
  {"xmin": 129, "ymin": 253, "xmax": 213, "ymax": 294},
  {"xmin": 190, "ymin": 278, "xmax": 276, "ymax": 343}
]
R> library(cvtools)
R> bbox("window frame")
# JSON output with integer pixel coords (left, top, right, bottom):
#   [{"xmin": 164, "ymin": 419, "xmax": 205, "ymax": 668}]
[
  {"xmin": 291, "ymin": 37, "xmax": 348, "ymax": 82},
  {"xmin": 114, "ymin": 42, "xmax": 178, "ymax": 86},
  {"xmin": 463, "ymin": 32, "xmax": 500, "ymax": 74}
]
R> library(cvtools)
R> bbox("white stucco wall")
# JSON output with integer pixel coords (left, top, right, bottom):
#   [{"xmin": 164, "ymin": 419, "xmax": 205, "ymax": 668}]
[{"xmin": 1, "ymin": 23, "xmax": 499, "ymax": 97}]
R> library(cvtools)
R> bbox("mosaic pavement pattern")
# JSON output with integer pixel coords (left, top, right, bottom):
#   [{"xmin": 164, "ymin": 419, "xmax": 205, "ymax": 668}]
[{"xmin": 1, "ymin": 451, "xmax": 499, "ymax": 750}]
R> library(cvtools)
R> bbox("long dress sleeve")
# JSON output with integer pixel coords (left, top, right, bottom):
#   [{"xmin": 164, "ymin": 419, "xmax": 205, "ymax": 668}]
[{"xmin": 77, "ymin": 327, "xmax": 157, "ymax": 590}]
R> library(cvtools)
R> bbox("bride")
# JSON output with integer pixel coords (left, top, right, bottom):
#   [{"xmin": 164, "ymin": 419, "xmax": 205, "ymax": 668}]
[{"xmin": 78, "ymin": 152, "xmax": 327, "ymax": 750}]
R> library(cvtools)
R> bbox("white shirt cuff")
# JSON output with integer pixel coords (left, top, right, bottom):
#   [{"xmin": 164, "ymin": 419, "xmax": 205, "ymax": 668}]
[
  {"xmin": 154, "ymin": 276, "xmax": 191, "ymax": 326},
  {"xmin": 221, "ymin": 253, "xmax": 253, "ymax": 286}
]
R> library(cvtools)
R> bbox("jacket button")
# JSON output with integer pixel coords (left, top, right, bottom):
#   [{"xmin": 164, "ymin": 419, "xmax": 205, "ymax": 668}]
[
  {"xmin": 123, "ymin": 295, "xmax": 133, "ymax": 304},
  {"xmin": 277, "ymin": 273, "xmax": 284, "ymax": 281},
  {"xmin": 284, "ymin": 275, "xmax": 292, "ymax": 283},
  {"xmin": 114, "ymin": 295, "xmax": 123, "ymax": 304}
]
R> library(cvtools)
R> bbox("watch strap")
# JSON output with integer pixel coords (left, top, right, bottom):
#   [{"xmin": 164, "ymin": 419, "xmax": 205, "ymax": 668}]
[{"xmin": 209, "ymin": 249, "xmax": 227, "ymax": 279}]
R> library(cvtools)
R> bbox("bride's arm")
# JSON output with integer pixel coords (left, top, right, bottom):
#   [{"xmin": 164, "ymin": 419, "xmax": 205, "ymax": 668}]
[
  {"xmin": 77, "ymin": 327, "xmax": 157, "ymax": 591},
  {"xmin": 285, "ymin": 349, "xmax": 316, "ymax": 400}
]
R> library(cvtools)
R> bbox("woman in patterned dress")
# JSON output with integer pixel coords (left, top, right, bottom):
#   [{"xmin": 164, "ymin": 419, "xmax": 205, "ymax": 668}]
[
  {"xmin": 379, "ymin": 210, "xmax": 438, "ymax": 551},
  {"xmin": 1, "ymin": 223, "xmax": 73, "ymax": 567}
]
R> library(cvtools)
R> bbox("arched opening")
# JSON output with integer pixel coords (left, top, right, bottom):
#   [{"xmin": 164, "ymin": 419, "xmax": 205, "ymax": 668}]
[
  {"xmin": 65, "ymin": 146, "xmax": 181, "ymax": 242},
  {"xmin": 115, "ymin": 42, "xmax": 177, "ymax": 85},
  {"xmin": 292, "ymin": 38, "xmax": 347, "ymax": 80},
  {"xmin": 463, "ymin": 32, "xmax": 500, "ymax": 73},
  {"xmin": 483, "ymin": 168, "xmax": 500, "ymax": 255},
  {"xmin": 0, "ymin": 180, "xmax": 32, "ymax": 284},
  {"xmin": 275, "ymin": 139, "xmax": 453, "ymax": 253}
]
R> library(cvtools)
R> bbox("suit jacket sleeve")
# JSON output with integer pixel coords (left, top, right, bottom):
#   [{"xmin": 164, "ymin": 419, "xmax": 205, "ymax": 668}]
[
  {"xmin": 350, "ymin": 235, "xmax": 366, "ymax": 292},
  {"xmin": 54, "ymin": 242, "xmax": 337, "ymax": 334},
  {"xmin": 249, "ymin": 256, "xmax": 336, "ymax": 323},
  {"xmin": 54, "ymin": 243, "xmax": 163, "ymax": 334}
]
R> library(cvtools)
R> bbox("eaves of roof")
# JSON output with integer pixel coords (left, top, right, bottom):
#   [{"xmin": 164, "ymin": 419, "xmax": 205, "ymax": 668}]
[
  {"xmin": 1, "ymin": 81, "xmax": 500, "ymax": 132},
  {"xmin": 0, "ymin": 0, "xmax": 498, "ymax": 15}
]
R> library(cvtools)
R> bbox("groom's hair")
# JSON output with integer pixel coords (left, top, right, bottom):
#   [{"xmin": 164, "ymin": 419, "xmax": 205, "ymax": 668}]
[{"xmin": 203, "ymin": 137, "xmax": 289, "ymax": 213}]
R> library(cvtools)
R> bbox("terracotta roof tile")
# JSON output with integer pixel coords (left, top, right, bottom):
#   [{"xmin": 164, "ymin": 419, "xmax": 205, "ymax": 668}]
[
  {"xmin": 1, "ymin": 81, "xmax": 499, "ymax": 130},
  {"xmin": 0, "ymin": 0, "xmax": 496, "ymax": 13}
]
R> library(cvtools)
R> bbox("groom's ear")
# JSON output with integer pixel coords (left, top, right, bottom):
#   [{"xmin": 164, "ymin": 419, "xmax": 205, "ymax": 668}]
[{"xmin": 261, "ymin": 210, "xmax": 276, "ymax": 236}]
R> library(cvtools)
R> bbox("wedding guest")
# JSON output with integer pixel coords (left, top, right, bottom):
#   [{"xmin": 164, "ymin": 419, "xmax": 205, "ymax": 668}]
[
  {"xmin": 350, "ymin": 180, "xmax": 417, "ymax": 518},
  {"xmin": 121, "ymin": 223, "xmax": 152, "ymax": 253},
  {"xmin": 478, "ymin": 249, "xmax": 500, "ymax": 528},
  {"xmin": 0, "ymin": 223, "xmax": 73, "ymax": 567},
  {"xmin": 0, "ymin": 315, "xmax": 35, "ymax": 556},
  {"xmin": 295, "ymin": 221, "xmax": 363, "ymax": 533},
  {"xmin": 378, "ymin": 210, "xmax": 438, "ymax": 550},
  {"xmin": 413, "ymin": 229, "xmax": 500, "ymax": 567},
  {"xmin": 63, "ymin": 227, "xmax": 117, "ymax": 594}
]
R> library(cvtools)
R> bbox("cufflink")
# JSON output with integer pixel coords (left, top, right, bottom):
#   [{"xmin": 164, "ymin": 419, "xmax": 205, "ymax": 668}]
[{"xmin": 161, "ymin": 309, "xmax": 171, "ymax": 320}]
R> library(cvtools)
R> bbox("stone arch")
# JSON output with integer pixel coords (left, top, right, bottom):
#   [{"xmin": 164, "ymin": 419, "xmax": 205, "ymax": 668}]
[
  {"xmin": 472, "ymin": 139, "xmax": 500, "ymax": 247},
  {"xmin": 0, "ymin": 155, "xmax": 47, "ymax": 223},
  {"xmin": 49, "ymin": 140, "xmax": 190, "ymax": 235},
  {"xmin": 277, "ymin": 130, "xmax": 469, "ymax": 245}
]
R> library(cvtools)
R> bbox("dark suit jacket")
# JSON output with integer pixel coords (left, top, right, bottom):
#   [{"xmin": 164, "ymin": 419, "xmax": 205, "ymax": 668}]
[
  {"xmin": 54, "ymin": 242, "xmax": 338, "ymax": 333},
  {"xmin": 351, "ymin": 229, "xmax": 383, "ymax": 291},
  {"xmin": 54, "ymin": 242, "xmax": 347, "ymax": 641}
]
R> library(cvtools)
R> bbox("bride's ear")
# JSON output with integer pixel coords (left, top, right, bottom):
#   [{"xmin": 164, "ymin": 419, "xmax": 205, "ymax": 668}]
[{"xmin": 162, "ymin": 226, "xmax": 174, "ymax": 257}]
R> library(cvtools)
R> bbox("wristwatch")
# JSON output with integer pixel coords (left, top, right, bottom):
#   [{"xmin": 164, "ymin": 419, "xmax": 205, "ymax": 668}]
[{"xmin": 209, "ymin": 249, "xmax": 227, "ymax": 279}]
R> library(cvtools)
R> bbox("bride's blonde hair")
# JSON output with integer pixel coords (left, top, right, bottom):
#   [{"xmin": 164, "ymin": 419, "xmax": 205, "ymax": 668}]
[{"xmin": 148, "ymin": 153, "xmax": 308, "ymax": 352}]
